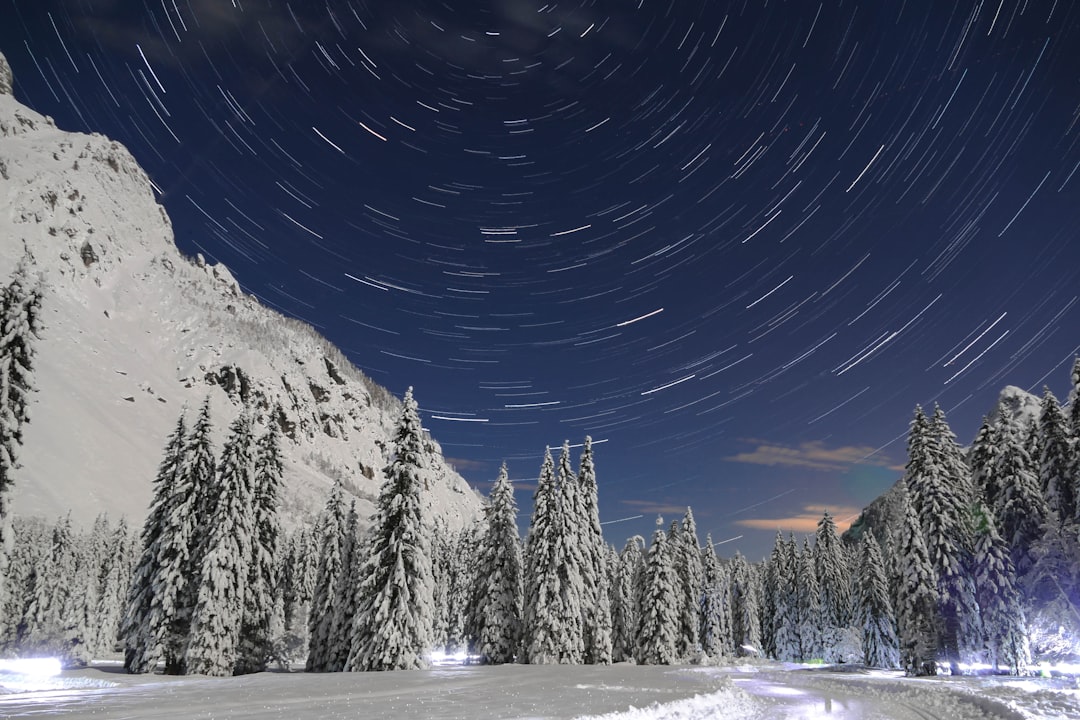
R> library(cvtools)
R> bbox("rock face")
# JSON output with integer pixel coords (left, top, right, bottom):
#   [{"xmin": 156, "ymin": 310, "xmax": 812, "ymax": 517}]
[
  {"xmin": 0, "ymin": 51, "xmax": 481, "ymax": 532},
  {"xmin": 0, "ymin": 53, "xmax": 11, "ymax": 96}
]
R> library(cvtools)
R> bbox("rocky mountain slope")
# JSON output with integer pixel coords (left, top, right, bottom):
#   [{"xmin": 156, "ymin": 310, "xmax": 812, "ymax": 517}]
[{"xmin": 0, "ymin": 51, "xmax": 481, "ymax": 531}]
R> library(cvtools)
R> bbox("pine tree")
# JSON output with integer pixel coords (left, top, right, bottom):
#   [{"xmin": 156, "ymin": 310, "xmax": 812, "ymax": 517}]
[
  {"xmin": 612, "ymin": 535, "xmax": 644, "ymax": 662},
  {"xmin": 0, "ymin": 254, "xmax": 44, "ymax": 610},
  {"xmin": 730, "ymin": 551, "xmax": 761, "ymax": 656},
  {"xmin": 856, "ymin": 531, "xmax": 899, "ymax": 668},
  {"xmin": 1037, "ymin": 389, "xmax": 1075, "ymax": 526},
  {"xmin": 674, "ymin": 507, "xmax": 703, "ymax": 659},
  {"xmin": 971, "ymin": 504, "xmax": 1029, "ymax": 675},
  {"xmin": 474, "ymin": 463, "xmax": 524, "ymax": 664},
  {"xmin": 635, "ymin": 519, "xmax": 679, "ymax": 665},
  {"xmin": 769, "ymin": 533, "xmax": 800, "ymax": 662},
  {"xmin": 120, "ymin": 414, "xmax": 189, "ymax": 673},
  {"xmin": 700, "ymin": 536, "xmax": 733, "ymax": 659},
  {"xmin": 994, "ymin": 410, "xmax": 1049, "ymax": 600},
  {"xmin": 895, "ymin": 492, "xmax": 939, "ymax": 676},
  {"xmin": 968, "ymin": 415, "xmax": 1002, "ymax": 509},
  {"xmin": 906, "ymin": 405, "xmax": 979, "ymax": 673},
  {"xmin": 577, "ymin": 437, "xmax": 612, "ymax": 664},
  {"xmin": 95, "ymin": 517, "xmax": 131, "ymax": 657},
  {"xmin": 556, "ymin": 441, "xmax": 586, "ymax": 663},
  {"xmin": 348, "ymin": 387, "xmax": 434, "ymax": 671},
  {"xmin": 523, "ymin": 447, "xmax": 577, "ymax": 664},
  {"xmin": 305, "ymin": 482, "xmax": 346, "ymax": 672},
  {"xmin": 176, "ymin": 397, "xmax": 217, "ymax": 642},
  {"xmin": 815, "ymin": 510, "xmax": 850, "ymax": 661},
  {"xmin": 326, "ymin": 499, "xmax": 360, "ymax": 671},
  {"xmin": 186, "ymin": 411, "xmax": 257, "ymax": 676},
  {"xmin": 795, "ymin": 538, "xmax": 824, "ymax": 661},
  {"xmin": 235, "ymin": 420, "xmax": 284, "ymax": 674}
]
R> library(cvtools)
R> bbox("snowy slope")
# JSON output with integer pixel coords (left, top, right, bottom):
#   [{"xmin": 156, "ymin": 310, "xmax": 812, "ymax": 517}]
[
  {"xmin": 844, "ymin": 385, "xmax": 1041, "ymax": 548},
  {"xmin": 0, "ymin": 52, "xmax": 480, "ymax": 532}
]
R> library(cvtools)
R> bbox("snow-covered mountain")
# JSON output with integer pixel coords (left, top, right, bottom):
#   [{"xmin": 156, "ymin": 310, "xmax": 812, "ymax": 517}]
[
  {"xmin": 844, "ymin": 385, "xmax": 1041, "ymax": 547},
  {"xmin": 0, "ymin": 51, "xmax": 481, "ymax": 532}
]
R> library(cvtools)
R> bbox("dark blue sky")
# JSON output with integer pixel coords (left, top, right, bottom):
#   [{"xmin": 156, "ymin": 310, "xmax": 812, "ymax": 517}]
[{"xmin": 3, "ymin": 0, "xmax": 1079, "ymax": 559}]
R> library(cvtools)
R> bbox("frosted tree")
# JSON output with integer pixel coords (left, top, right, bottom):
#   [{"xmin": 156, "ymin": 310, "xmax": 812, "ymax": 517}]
[
  {"xmin": 905, "ymin": 405, "xmax": 979, "ymax": 673},
  {"xmin": 326, "ymin": 499, "xmax": 360, "ymax": 671},
  {"xmin": 305, "ymin": 482, "xmax": 346, "ymax": 672},
  {"xmin": 176, "ymin": 397, "xmax": 217, "ymax": 632},
  {"xmin": 523, "ymin": 447, "xmax": 573, "ymax": 664},
  {"xmin": 235, "ymin": 421, "xmax": 284, "ymax": 675},
  {"xmin": 700, "ymin": 536, "xmax": 733, "ymax": 658},
  {"xmin": 186, "ymin": 411, "xmax": 257, "ymax": 676},
  {"xmin": 0, "ymin": 253, "xmax": 44, "ymax": 610},
  {"xmin": 895, "ymin": 492, "xmax": 939, "ymax": 676},
  {"xmin": 612, "ymin": 535, "xmax": 644, "ymax": 662},
  {"xmin": 635, "ymin": 519, "xmax": 679, "ymax": 665},
  {"xmin": 578, "ymin": 437, "xmax": 613, "ymax": 664},
  {"xmin": 674, "ymin": 507, "xmax": 703, "ymax": 659},
  {"xmin": 795, "ymin": 538, "xmax": 824, "ymax": 661},
  {"xmin": 856, "ymin": 531, "xmax": 899, "ymax": 668},
  {"xmin": 94, "ymin": 517, "xmax": 132, "ymax": 657},
  {"xmin": 730, "ymin": 551, "xmax": 761, "ymax": 656},
  {"xmin": 994, "ymin": 410, "xmax": 1049, "ymax": 599},
  {"xmin": 474, "ymin": 463, "xmax": 523, "ymax": 664},
  {"xmin": 971, "ymin": 504, "xmax": 1029, "ymax": 675},
  {"xmin": 815, "ymin": 510, "xmax": 851, "ymax": 662},
  {"xmin": 555, "ymin": 441, "xmax": 586, "ymax": 663},
  {"xmin": 769, "ymin": 533, "xmax": 800, "ymax": 662},
  {"xmin": 120, "ymin": 414, "xmax": 189, "ymax": 673},
  {"xmin": 348, "ymin": 387, "xmax": 434, "ymax": 671},
  {"xmin": 968, "ymin": 415, "xmax": 1002, "ymax": 509},
  {"xmin": 1037, "ymin": 389, "xmax": 1075, "ymax": 525}
]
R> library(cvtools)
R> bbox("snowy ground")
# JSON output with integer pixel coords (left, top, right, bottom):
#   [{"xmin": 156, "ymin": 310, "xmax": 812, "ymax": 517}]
[{"xmin": 1, "ymin": 660, "xmax": 1077, "ymax": 719}]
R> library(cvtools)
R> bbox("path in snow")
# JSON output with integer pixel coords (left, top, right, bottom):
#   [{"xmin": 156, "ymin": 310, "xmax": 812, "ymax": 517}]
[{"xmin": 1, "ymin": 662, "xmax": 1075, "ymax": 719}]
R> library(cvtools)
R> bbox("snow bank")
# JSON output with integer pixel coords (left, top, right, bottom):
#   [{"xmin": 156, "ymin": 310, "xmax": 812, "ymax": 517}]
[{"xmin": 576, "ymin": 676, "xmax": 759, "ymax": 719}]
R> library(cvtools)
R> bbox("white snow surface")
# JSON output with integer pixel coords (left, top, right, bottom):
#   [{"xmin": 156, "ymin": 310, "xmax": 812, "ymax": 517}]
[
  {"xmin": 1, "ymin": 661, "xmax": 1077, "ymax": 719},
  {"xmin": 0, "ymin": 84, "xmax": 481, "ymax": 533}
]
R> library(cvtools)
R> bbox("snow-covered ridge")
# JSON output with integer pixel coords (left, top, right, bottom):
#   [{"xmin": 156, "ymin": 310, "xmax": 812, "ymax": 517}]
[{"xmin": 0, "ymin": 51, "xmax": 481, "ymax": 532}]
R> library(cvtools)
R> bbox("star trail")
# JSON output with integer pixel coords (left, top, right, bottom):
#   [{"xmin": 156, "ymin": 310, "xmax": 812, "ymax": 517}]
[{"xmin": 3, "ymin": 0, "xmax": 1079, "ymax": 558}]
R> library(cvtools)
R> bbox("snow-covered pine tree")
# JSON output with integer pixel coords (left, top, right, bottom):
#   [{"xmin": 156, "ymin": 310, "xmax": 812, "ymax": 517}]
[
  {"xmin": 856, "ymin": 531, "xmax": 899, "ymax": 668},
  {"xmin": 971, "ymin": 504, "xmax": 1029, "ymax": 675},
  {"xmin": 556, "ymin": 440, "xmax": 586, "ymax": 664},
  {"xmin": 730, "ymin": 551, "xmax": 762, "ymax": 656},
  {"xmin": 474, "ymin": 463, "xmax": 524, "ymax": 664},
  {"xmin": 895, "ymin": 491, "xmax": 939, "ymax": 676},
  {"xmin": 0, "ymin": 253, "xmax": 44, "ymax": 611},
  {"xmin": 235, "ymin": 420, "xmax": 284, "ymax": 675},
  {"xmin": 326, "ymin": 498, "xmax": 360, "ymax": 671},
  {"xmin": 769, "ymin": 532, "xmax": 800, "ymax": 662},
  {"xmin": 815, "ymin": 509, "xmax": 851, "ymax": 662},
  {"xmin": 674, "ymin": 507, "xmax": 703, "ymax": 659},
  {"xmin": 635, "ymin": 518, "xmax": 679, "ymax": 665},
  {"xmin": 305, "ymin": 482, "xmax": 346, "ymax": 672},
  {"xmin": 578, "ymin": 437, "xmax": 613, "ymax": 664},
  {"xmin": 186, "ymin": 411, "xmax": 257, "ymax": 676},
  {"xmin": 761, "ymin": 532, "xmax": 782, "ymax": 660},
  {"xmin": 611, "ymin": 535, "xmax": 644, "ymax": 662},
  {"xmin": 994, "ymin": 409, "xmax": 1049, "ymax": 601},
  {"xmin": 347, "ymin": 387, "xmax": 434, "ymax": 671},
  {"xmin": 523, "ymin": 447, "xmax": 573, "ymax": 664},
  {"xmin": 699, "ymin": 535, "xmax": 730, "ymax": 659},
  {"xmin": 441, "ymin": 527, "xmax": 473, "ymax": 653},
  {"xmin": 1037, "ymin": 388, "xmax": 1075, "ymax": 526},
  {"xmin": 176, "ymin": 397, "xmax": 217, "ymax": 640},
  {"xmin": 120, "ymin": 414, "xmax": 189, "ymax": 673},
  {"xmin": 906, "ymin": 405, "xmax": 979, "ymax": 673},
  {"xmin": 968, "ymin": 415, "xmax": 1002, "ymax": 509},
  {"xmin": 795, "ymin": 538, "xmax": 824, "ymax": 661},
  {"xmin": 94, "ymin": 517, "xmax": 131, "ymax": 657}
]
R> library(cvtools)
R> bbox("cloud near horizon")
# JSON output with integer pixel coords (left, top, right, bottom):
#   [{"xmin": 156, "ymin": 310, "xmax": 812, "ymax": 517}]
[
  {"xmin": 735, "ymin": 504, "xmax": 862, "ymax": 534},
  {"xmin": 725, "ymin": 439, "xmax": 903, "ymax": 473}
]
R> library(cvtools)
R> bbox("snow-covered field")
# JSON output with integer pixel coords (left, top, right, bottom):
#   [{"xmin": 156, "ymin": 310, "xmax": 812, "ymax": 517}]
[{"xmin": 1, "ymin": 661, "xmax": 1077, "ymax": 719}]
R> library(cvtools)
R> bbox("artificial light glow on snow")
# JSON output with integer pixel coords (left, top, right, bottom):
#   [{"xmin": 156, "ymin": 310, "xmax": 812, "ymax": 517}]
[{"xmin": 0, "ymin": 658, "xmax": 61, "ymax": 678}]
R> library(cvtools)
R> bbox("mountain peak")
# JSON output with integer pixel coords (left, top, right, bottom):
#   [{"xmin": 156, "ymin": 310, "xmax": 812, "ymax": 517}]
[{"xmin": 0, "ymin": 61, "xmax": 481, "ymax": 533}]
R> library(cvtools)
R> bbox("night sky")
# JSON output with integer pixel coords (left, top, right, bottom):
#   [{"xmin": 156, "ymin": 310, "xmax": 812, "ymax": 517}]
[{"xmin": 3, "ymin": 1, "xmax": 1079, "ymax": 560}]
